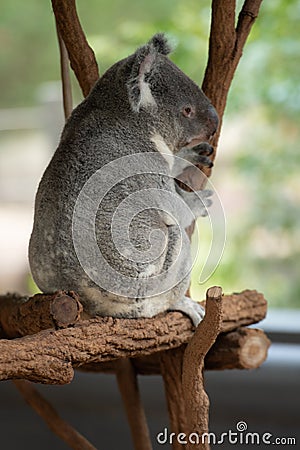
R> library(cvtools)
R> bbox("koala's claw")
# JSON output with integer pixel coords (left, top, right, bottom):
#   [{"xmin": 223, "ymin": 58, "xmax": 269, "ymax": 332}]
[
  {"xmin": 169, "ymin": 297, "xmax": 205, "ymax": 327},
  {"xmin": 190, "ymin": 143, "xmax": 214, "ymax": 167},
  {"xmin": 198, "ymin": 156, "xmax": 214, "ymax": 168},
  {"xmin": 175, "ymin": 185, "xmax": 213, "ymax": 222},
  {"xmin": 193, "ymin": 142, "xmax": 214, "ymax": 157}
]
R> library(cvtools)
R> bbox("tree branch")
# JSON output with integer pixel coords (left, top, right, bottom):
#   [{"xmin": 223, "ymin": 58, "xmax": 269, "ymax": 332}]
[
  {"xmin": 86, "ymin": 326, "xmax": 270, "ymax": 375},
  {"xmin": 160, "ymin": 347, "xmax": 187, "ymax": 450},
  {"xmin": 202, "ymin": 0, "xmax": 263, "ymax": 149},
  {"xmin": 182, "ymin": 287, "xmax": 223, "ymax": 449},
  {"xmin": 0, "ymin": 289, "xmax": 266, "ymax": 339},
  {"xmin": 51, "ymin": 0, "xmax": 99, "ymax": 97},
  {"xmin": 0, "ymin": 290, "xmax": 267, "ymax": 384},
  {"xmin": 13, "ymin": 380, "xmax": 97, "ymax": 450},
  {"xmin": 55, "ymin": 23, "xmax": 73, "ymax": 119},
  {"xmin": 0, "ymin": 291, "xmax": 82, "ymax": 338},
  {"xmin": 179, "ymin": 0, "xmax": 263, "ymax": 200},
  {"xmin": 116, "ymin": 359, "xmax": 152, "ymax": 450},
  {"xmin": 205, "ymin": 327, "xmax": 270, "ymax": 370}
]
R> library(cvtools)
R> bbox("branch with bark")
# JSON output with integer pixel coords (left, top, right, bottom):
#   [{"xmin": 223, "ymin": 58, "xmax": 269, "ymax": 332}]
[
  {"xmin": 0, "ymin": 289, "xmax": 268, "ymax": 384},
  {"xmin": 0, "ymin": 291, "xmax": 82, "ymax": 338},
  {"xmin": 13, "ymin": 380, "xmax": 97, "ymax": 450},
  {"xmin": 51, "ymin": 0, "xmax": 99, "ymax": 97},
  {"xmin": 178, "ymin": 0, "xmax": 263, "ymax": 199},
  {"xmin": 0, "ymin": 289, "xmax": 266, "ymax": 339}
]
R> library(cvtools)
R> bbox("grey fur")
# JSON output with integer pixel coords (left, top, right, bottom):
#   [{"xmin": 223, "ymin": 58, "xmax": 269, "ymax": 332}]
[{"xmin": 29, "ymin": 33, "xmax": 218, "ymax": 327}]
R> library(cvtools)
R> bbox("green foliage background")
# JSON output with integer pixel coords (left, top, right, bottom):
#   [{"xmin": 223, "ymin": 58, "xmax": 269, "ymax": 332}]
[{"xmin": 1, "ymin": 0, "xmax": 299, "ymax": 307}]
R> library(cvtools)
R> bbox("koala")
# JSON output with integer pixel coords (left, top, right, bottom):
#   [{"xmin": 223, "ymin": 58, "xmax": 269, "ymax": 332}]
[{"xmin": 29, "ymin": 33, "xmax": 218, "ymax": 327}]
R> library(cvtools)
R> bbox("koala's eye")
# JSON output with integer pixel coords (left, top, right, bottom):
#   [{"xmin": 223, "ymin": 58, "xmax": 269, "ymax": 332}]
[{"xmin": 182, "ymin": 106, "xmax": 195, "ymax": 118}]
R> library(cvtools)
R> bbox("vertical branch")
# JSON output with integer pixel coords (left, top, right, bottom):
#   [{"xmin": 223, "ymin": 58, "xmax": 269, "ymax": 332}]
[
  {"xmin": 14, "ymin": 380, "xmax": 97, "ymax": 450},
  {"xmin": 51, "ymin": 0, "xmax": 99, "ymax": 97},
  {"xmin": 56, "ymin": 24, "xmax": 73, "ymax": 119},
  {"xmin": 182, "ymin": 0, "xmax": 263, "ymax": 235},
  {"xmin": 182, "ymin": 287, "xmax": 223, "ymax": 450},
  {"xmin": 202, "ymin": 0, "xmax": 236, "ymax": 138},
  {"xmin": 116, "ymin": 359, "xmax": 152, "ymax": 450},
  {"xmin": 202, "ymin": 0, "xmax": 263, "ymax": 152},
  {"xmin": 160, "ymin": 347, "xmax": 188, "ymax": 450}
]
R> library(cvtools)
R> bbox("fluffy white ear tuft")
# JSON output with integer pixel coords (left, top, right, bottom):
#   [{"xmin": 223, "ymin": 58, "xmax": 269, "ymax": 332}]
[
  {"xmin": 127, "ymin": 50, "xmax": 157, "ymax": 112},
  {"xmin": 137, "ymin": 54, "xmax": 157, "ymax": 111},
  {"xmin": 127, "ymin": 33, "xmax": 173, "ymax": 112}
]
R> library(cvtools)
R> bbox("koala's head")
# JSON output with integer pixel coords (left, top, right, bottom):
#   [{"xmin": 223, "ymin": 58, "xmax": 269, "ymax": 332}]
[{"xmin": 127, "ymin": 33, "xmax": 219, "ymax": 150}]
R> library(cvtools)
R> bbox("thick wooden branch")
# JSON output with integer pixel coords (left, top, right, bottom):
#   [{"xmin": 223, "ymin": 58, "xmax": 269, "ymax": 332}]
[
  {"xmin": 202, "ymin": 0, "xmax": 263, "ymax": 149},
  {"xmin": 13, "ymin": 380, "xmax": 97, "ymax": 450},
  {"xmin": 159, "ymin": 288, "xmax": 222, "ymax": 450},
  {"xmin": 86, "ymin": 326, "xmax": 270, "ymax": 375},
  {"xmin": 180, "ymin": 0, "xmax": 263, "ymax": 199},
  {"xmin": 205, "ymin": 327, "xmax": 270, "ymax": 370},
  {"xmin": 0, "ymin": 313, "xmax": 195, "ymax": 384},
  {"xmin": 217, "ymin": 289, "xmax": 267, "ymax": 332},
  {"xmin": 182, "ymin": 287, "xmax": 223, "ymax": 450},
  {"xmin": 160, "ymin": 347, "xmax": 187, "ymax": 450},
  {"xmin": 0, "ymin": 314, "xmax": 185, "ymax": 384},
  {"xmin": 0, "ymin": 291, "xmax": 82, "ymax": 338},
  {"xmin": 0, "ymin": 290, "xmax": 267, "ymax": 384},
  {"xmin": 0, "ymin": 289, "xmax": 266, "ymax": 340},
  {"xmin": 51, "ymin": 0, "xmax": 99, "ymax": 97}
]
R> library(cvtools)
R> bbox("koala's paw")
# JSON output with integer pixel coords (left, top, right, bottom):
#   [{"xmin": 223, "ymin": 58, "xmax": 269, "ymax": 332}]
[
  {"xmin": 195, "ymin": 189, "xmax": 213, "ymax": 216},
  {"xmin": 168, "ymin": 296, "xmax": 205, "ymax": 327},
  {"xmin": 176, "ymin": 185, "xmax": 213, "ymax": 218},
  {"xmin": 192, "ymin": 142, "xmax": 214, "ymax": 168}
]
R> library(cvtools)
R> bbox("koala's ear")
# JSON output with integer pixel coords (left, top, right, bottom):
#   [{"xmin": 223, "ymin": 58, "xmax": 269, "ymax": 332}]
[
  {"xmin": 127, "ymin": 33, "xmax": 172, "ymax": 112},
  {"xmin": 148, "ymin": 33, "xmax": 173, "ymax": 55}
]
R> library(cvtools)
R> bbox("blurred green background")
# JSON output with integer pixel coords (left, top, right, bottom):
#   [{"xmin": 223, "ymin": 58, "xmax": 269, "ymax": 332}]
[{"xmin": 1, "ymin": 0, "xmax": 299, "ymax": 308}]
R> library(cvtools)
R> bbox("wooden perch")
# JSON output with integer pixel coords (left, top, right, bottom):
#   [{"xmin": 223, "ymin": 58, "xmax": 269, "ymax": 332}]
[
  {"xmin": 0, "ymin": 288, "xmax": 266, "ymax": 339},
  {"xmin": 203, "ymin": 0, "xmax": 263, "ymax": 157},
  {"xmin": 55, "ymin": 24, "xmax": 73, "ymax": 119},
  {"xmin": 203, "ymin": 0, "xmax": 263, "ymax": 142},
  {"xmin": 205, "ymin": 327, "xmax": 271, "ymax": 370},
  {"xmin": 0, "ymin": 289, "xmax": 267, "ymax": 384},
  {"xmin": 0, "ymin": 291, "xmax": 82, "ymax": 338},
  {"xmin": 89, "ymin": 326, "xmax": 270, "ymax": 375}
]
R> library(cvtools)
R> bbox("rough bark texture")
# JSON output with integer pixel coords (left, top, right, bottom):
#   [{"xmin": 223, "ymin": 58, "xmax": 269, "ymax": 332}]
[
  {"xmin": 202, "ymin": 0, "xmax": 263, "ymax": 168},
  {"xmin": 160, "ymin": 347, "xmax": 187, "ymax": 450},
  {"xmin": 205, "ymin": 327, "xmax": 271, "ymax": 370},
  {"xmin": 203, "ymin": 0, "xmax": 263, "ymax": 138},
  {"xmin": 0, "ymin": 289, "xmax": 267, "ymax": 384},
  {"xmin": 0, "ymin": 289, "xmax": 266, "ymax": 339},
  {"xmin": 83, "ymin": 326, "xmax": 270, "ymax": 375},
  {"xmin": 0, "ymin": 291, "xmax": 82, "ymax": 338},
  {"xmin": 180, "ymin": 0, "xmax": 263, "ymax": 238},
  {"xmin": 182, "ymin": 287, "xmax": 223, "ymax": 450},
  {"xmin": 51, "ymin": 0, "xmax": 99, "ymax": 97}
]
